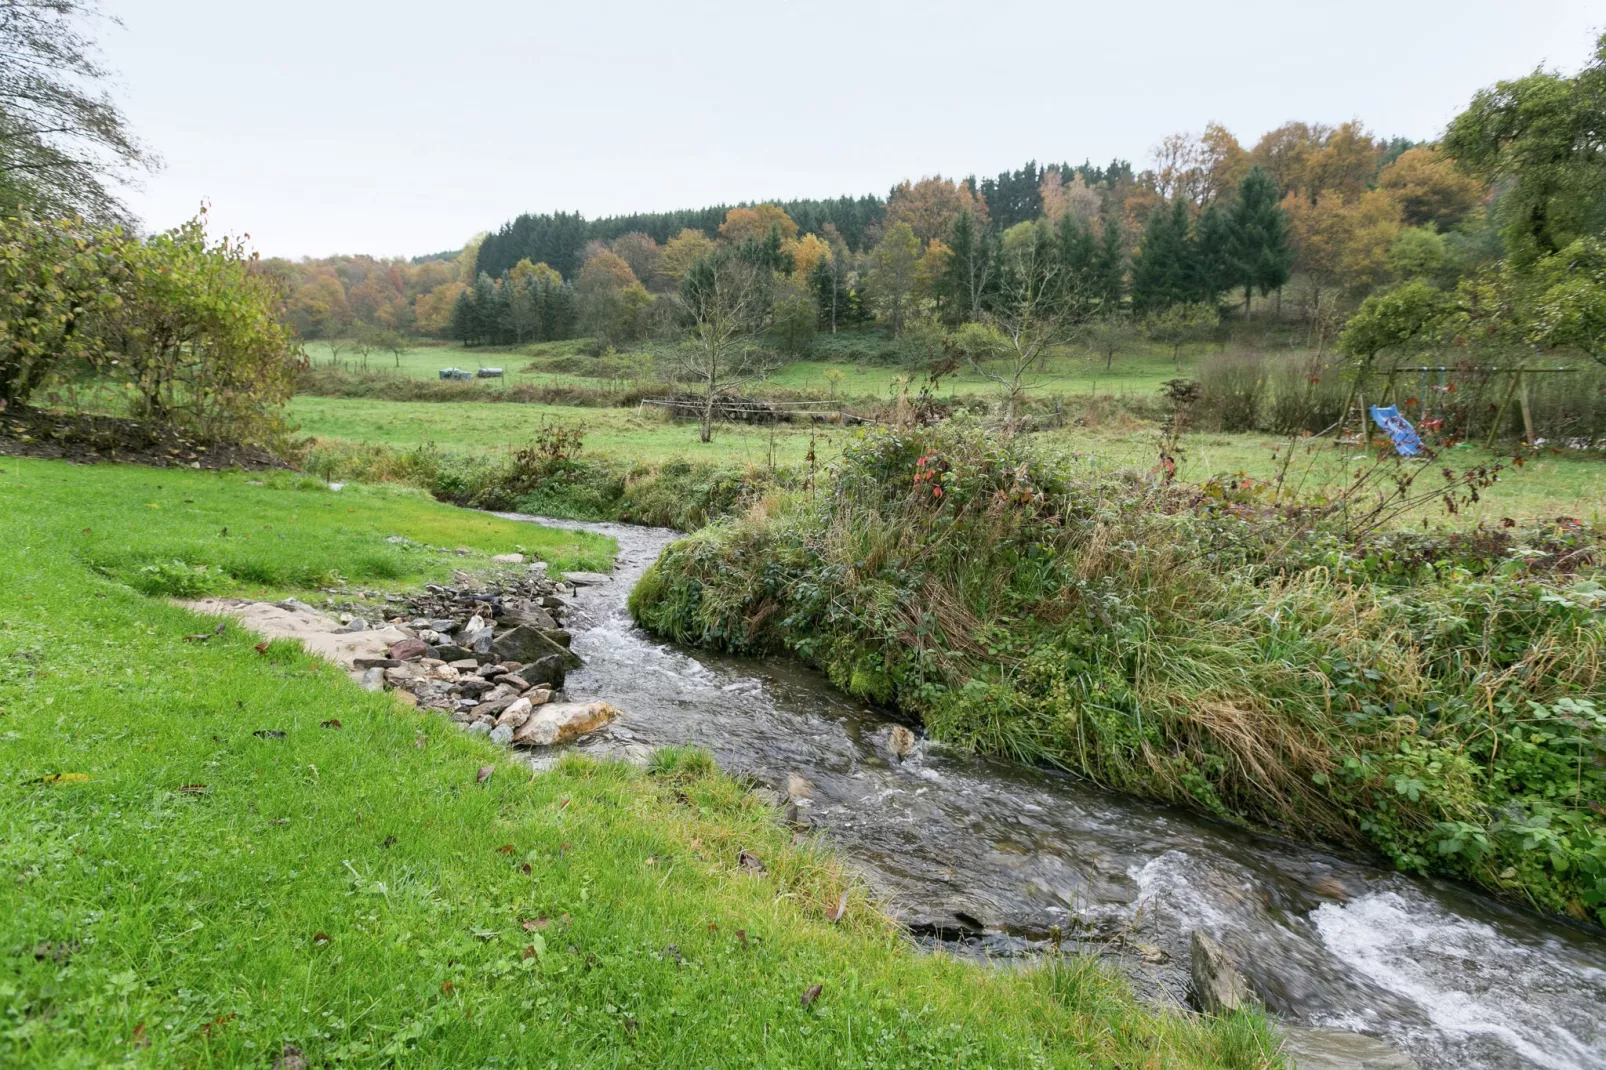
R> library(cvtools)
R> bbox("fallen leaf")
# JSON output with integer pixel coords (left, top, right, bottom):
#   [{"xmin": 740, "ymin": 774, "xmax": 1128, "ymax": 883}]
[
  {"xmin": 706, "ymin": 922, "xmax": 718, "ymax": 933},
  {"xmin": 522, "ymin": 944, "xmax": 538, "ymax": 959},
  {"xmin": 81, "ymin": 527, "xmax": 90, "ymax": 535},
  {"xmin": 31, "ymin": 772, "xmax": 89, "ymax": 785},
  {"xmin": 735, "ymin": 929, "xmax": 748, "ymax": 949},
  {"xmin": 274, "ymin": 1043, "xmax": 307, "ymax": 1070},
  {"xmin": 440, "ymin": 981, "xmax": 455, "ymax": 995},
  {"xmin": 645, "ymin": 856, "xmax": 656, "ymax": 866},
  {"xmin": 381, "ymin": 835, "xmax": 397, "ymax": 848},
  {"xmin": 213, "ymin": 622, "xmax": 226, "ymax": 634},
  {"xmin": 828, "ymin": 890, "xmax": 848, "ymax": 923},
  {"xmin": 132, "ymin": 1021, "xmax": 150, "ymax": 1049},
  {"xmin": 738, "ymin": 849, "xmax": 765, "ymax": 873},
  {"xmin": 312, "ymin": 932, "xmax": 329, "ymax": 944},
  {"xmin": 320, "ymin": 719, "xmax": 341, "ymax": 729},
  {"xmin": 413, "ymin": 734, "xmax": 428, "ymax": 749},
  {"xmin": 801, "ymin": 983, "xmax": 823, "ymax": 1008},
  {"xmin": 559, "ymin": 842, "xmax": 571, "ymax": 857},
  {"xmin": 254, "ymin": 640, "xmax": 270, "ymax": 655},
  {"xmin": 521, "ymin": 917, "xmax": 549, "ymax": 931},
  {"xmin": 559, "ymin": 797, "xmax": 570, "ymax": 809},
  {"xmin": 178, "ymin": 784, "xmax": 209, "ymax": 795},
  {"xmin": 182, "ymin": 633, "xmax": 211, "ymax": 643},
  {"xmin": 200, "ymin": 1012, "xmax": 236, "ymax": 1037},
  {"xmin": 476, "ymin": 765, "xmax": 494, "ymax": 784},
  {"xmin": 519, "ymin": 862, "xmax": 532, "ymax": 875},
  {"xmin": 496, "ymin": 844, "xmax": 515, "ymax": 855}
]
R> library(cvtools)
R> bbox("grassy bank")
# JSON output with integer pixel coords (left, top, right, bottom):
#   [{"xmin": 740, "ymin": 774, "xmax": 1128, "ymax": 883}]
[
  {"xmin": 0, "ymin": 458, "xmax": 1277, "ymax": 1066},
  {"xmin": 628, "ymin": 422, "xmax": 1606, "ymax": 926}
]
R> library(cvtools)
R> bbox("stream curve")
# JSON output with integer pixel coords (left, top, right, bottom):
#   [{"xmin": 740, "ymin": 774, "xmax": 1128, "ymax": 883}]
[{"xmin": 503, "ymin": 514, "xmax": 1606, "ymax": 1070}]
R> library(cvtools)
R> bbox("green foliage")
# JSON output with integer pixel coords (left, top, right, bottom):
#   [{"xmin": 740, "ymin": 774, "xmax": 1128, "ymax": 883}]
[
  {"xmin": 1224, "ymin": 167, "xmax": 1293, "ymax": 309},
  {"xmin": 632, "ymin": 422, "xmax": 1606, "ymax": 924}
]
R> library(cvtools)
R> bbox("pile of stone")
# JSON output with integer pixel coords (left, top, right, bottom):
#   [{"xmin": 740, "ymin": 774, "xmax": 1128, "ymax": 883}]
[{"xmin": 351, "ymin": 569, "xmax": 616, "ymax": 747}]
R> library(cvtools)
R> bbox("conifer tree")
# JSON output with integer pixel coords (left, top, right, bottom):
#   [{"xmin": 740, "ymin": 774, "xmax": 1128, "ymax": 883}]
[
  {"xmin": 1191, "ymin": 204, "xmax": 1233, "ymax": 305},
  {"xmin": 1224, "ymin": 167, "xmax": 1292, "ymax": 317},
  {"xmin": 1130, "ymin": 199, "xmax": 1195, "ymax": 313},
  {"xmin": 1091, "ymin": 215, "xmax": 1126, "ymax": 311},
  {"xmin": 942, "ymin": 208, "xmax": 994, "ymax": 324}
]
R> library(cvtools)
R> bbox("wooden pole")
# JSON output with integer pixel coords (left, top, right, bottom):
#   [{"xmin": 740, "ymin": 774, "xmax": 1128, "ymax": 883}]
[
  {"xmin": 1518, "ymin": 369, "xmax": 1535, "ymax": 446},
  {"xmin": 1487, "ymin": 368, "xmax": 1523, "ymax": 449}
]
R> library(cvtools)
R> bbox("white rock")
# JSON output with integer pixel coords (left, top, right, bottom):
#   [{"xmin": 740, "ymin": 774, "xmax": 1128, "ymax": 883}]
[
  {"xmin": 511, "ymin": 701, "xmax": 618, "ymax": 747},
  {"xmin": 495, "ymin": 697, "xmax": 533, "ymax": 728},
  {"xmin": 466, "ymin": 614, "xmax": 487, "ymax": 633},
  {"xmin": 492, "ymin": 553, "xmax": 525, "ymax": 564}
]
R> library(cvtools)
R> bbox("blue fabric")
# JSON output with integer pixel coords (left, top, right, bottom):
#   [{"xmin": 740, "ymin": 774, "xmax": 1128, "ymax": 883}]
[{"xmin": 1370, "ymin": 405, "xmax": 1424, "ymax": 456}]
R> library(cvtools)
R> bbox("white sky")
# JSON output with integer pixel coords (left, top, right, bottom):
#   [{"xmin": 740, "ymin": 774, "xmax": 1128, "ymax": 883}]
[{"xmin": 112, "ymin": 0, "xmax": 1602, "ymax": 260}]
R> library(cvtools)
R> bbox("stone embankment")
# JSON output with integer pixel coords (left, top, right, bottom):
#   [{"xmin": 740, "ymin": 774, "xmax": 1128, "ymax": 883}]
[{"xmin": 184, "ymin": 560, "xmax": 617, "ymax": 748}]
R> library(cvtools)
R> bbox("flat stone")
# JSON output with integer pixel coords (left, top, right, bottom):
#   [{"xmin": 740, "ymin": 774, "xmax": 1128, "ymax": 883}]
[
  {"xmin": 448, "ymin": 658, "xmax": 479, "ymax": 671},
  {"xmin": 433, "ymin": 644, "xmax": 473, "ymax": 662},
  {"xmin": 387, "ymin": 637, "xmax": 431, "ymax": 661},
  {"xmin": 1190, "ymin": 931, "xmax": 1253, "ymax": 1015},
  {"xmin": 353, "ymin": 657, "xmax": 400, "ymax": 670},
  {"xmin": 492, "ymin": 553, "xmax": 525, "ymax": 564},
  {"xmin": 428, "ymin": 619, "xmax": 457, "ymax": 633},
  {"xmin": 562, "ymin": 571, "xmax": 611, "ymax": 586},
  {"xmin": 1280, "ymin": 1026, "xmax": 1420, "ymax": 1070},
  {"xmin": 492, "ymin": 673, "xmax": 530, "ymax": 693},
  {"xmin": 511, "ymin": 701, "xmax": 618, "ymax": 747}
]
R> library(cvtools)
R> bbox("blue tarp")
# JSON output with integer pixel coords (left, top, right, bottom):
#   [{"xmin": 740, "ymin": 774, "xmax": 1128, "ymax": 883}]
[{"xmin": 1370, "ymin": 404, "xmax": 1424, "ymax": 456}]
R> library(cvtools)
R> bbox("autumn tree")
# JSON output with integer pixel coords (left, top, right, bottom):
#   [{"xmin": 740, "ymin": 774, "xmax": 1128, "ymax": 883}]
[
  {"xmin": 668, "ymin": 250, "xmax": 778, "ymax": 442},
  {"xmin": 659, "ymin": 228, "xmax": 716, "ymax": 286},
  {"xmin": 1376, "ymin": 146, "xmax": 1484, "ymax": 229},
  {"xmin": 577, "ymin": 250, "xmax": 651, "ymax": 347},
  {"xmin": 884, "ymin": 175, "xmax": 989, "ymax": 245},
  {"xmin": 610, "ymin": 232, "xmax": 662, "ymax": 289},
  {"xmin": 867, "ymin": 222, "xmax": 921, "ymax": 335},
  {"xmin": 788, "ymin": 233, "xmax": 831, "ymax": 282},
  {"xmin": 718, "ymin": 204, "xmax": 798, "ymax": 245}
]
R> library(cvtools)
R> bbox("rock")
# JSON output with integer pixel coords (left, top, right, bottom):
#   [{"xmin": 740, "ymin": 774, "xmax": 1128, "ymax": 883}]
[
  {"xmin": 428, "ymin": 664, "xmax": 461, "ymax": 682},
  {"xmin": 749, "ymin": 788, "xmax": 784, "ymax": 809},
  {"xmin": 428, "ymin": 619, "xmax": 457, "ymax": 634},
  {"xmin": 539, "ymin": 595, "xmax": 566, "ymax": 609},
  {"xmin": 562, "ymin": 571, "xmax": 611, "ymax": 586},
  {"xmin": 1190, "ymin": 931, "xmax": 1253, "ymax": 1015},
  {"xmin": 388, "ymin": 637, "xmax": 432, "ymax": 661},
  {"xmin": 539, "ymin": 628, "xmax": 572, "ymax": 648},
  {"xmin": 525, "ymin": 688, "xmax": 553, "ymax": 706},
  {"xmin": 353, "ymin": 657, "xmax": 400, "ymax": 670},
  {"xmin": 433, "ymin": 644, "xmax": 474, "ymax": 662},
  {"xmin": 466, "ymin": 614, "xmax": 487, "ymax": 633},
  {"xmin": 464, "ymin": 627, "xmax": 493, "ymax": 654},
  {"xmin": 1280, "ymin": 1026, "xmax": 1420, "ymax": 1070},
  {"xmin": 465, "ymin": 721, "xmax": 492, "ymax": 736},
  {"xmin": 786, "ymin": 774, "xmax": 814, "ymax": 801},
  {"xmin": 514, "ymin": 654, "xmax": 569, "ymax": 689},
  {"xmin": 418, "ymin": 629, "xmax": 443, "ymax": 645},
  {"xmin": 495, "ymin": 697, "xmax": 533, "ymax": 728},
  {"xmin": 492, "ymin": 553, "xmax": 525, "ymax": 564},
  {"xmin": 492, "ymin": 625, "xmax": 581, "ymax": 669},
  {"xmin": 359, "ymin": 666, "xmax": 385, "ymax": 692},
  {"xmin": 489, "ymin": 723, "xmax": 514, "ymax": 745},
  {"xmin": 337, "ymin": 617, "xmax": 369, "ymax": 633},
  {"xmin": 476, "ymin": 695, "xmax": 517, "ymax": 719},
  {"xmin": 507, "ymin": 604, "xmax": 558, "ymax": 630},
  {"xmin": 511, "ymin": 701, "xmax": 618, "ymax": 746},
  {"xmin": 391, "ymin": 690, "xmax": 418, "ymax": 708},
  {"xmin": 448, "ymin": 658, "xmax": 479, "ymax": 671},
  {"xmin": 886, "ymin": 724, "xmax": 916, "ymax": 759},
  {"xmin": 383, "ymin": 664, "xmax": 421, "ymax": 684},
  {"xmin": 276, "ymin": 598, "xmax": 317, "ymax": 614},
  {"xmin": 492, "ymin": 673, "xmax": 530, "ymax": 693}
]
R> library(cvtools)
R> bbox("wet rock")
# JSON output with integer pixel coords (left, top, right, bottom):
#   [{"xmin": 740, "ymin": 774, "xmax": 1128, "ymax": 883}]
[
  {"xmin": 505, "ymin": 603, "xmax": 558, "ymax": 630},
  {"xmin": 515, "ymin": 653, "xmax": 569, "ymax": 689},
  {"xmin": 539, "ymin": 595, "xmax": 566, "ymax": 609},
  {"xmin": 1190, "ymin": 930, "xmax": 1253, "ymax": 1015},
  {"xmin": 786, "ymin": 774, "xmax": 814, "ymax": 801},
  {"xmin": 492, "ymin": 625, "xmax": 581, "ymax": 669},
  {"xmin": 388, "ymin": 637, "xmax": 431, "ymax": 661},
  {"xmin": 562, "ymin": 571, "xmax": 611, "ymax": 586},
  {"xmin": 511, "ymin": 701, "xmax": 618, "ymax": 746},
  {"xmin": 882, "ymin": 724, "xmax": 916, "ymax": 760},
  {"xmin": 1280, "ymin": 1026, "xmax": 1420, "ymax": 1070},
  {"xmin": 539, "ymin": 628, "xmax": 572, "ymax": 648}
]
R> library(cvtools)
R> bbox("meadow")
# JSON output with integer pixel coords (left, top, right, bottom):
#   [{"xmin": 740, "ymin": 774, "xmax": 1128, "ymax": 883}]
[{"xmin": 0, "ymin": 457, "xmax": 1279, "ymax": 1066}]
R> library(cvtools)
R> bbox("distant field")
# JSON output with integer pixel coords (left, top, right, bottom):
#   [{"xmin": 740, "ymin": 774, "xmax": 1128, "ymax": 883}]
[
  {"xmin": 289, "ymin": 395, "xmax": 847, "ymax": 466},
  {"xmin": 302, "ymin": 338, "xmax": 1201, "ymax": 402}
]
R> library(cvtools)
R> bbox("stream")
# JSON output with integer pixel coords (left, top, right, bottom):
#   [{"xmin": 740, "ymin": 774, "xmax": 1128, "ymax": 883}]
[{"xmin": 504, "ymin": 514, "xmax": 1606, "ymax": 1070}]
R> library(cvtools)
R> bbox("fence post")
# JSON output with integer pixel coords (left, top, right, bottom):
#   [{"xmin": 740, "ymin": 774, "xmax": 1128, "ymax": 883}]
[
  {"xmin": 1518, "ymin": 369, "xmax": 1535, "ymax": 446},
  {"xmin": 1487, "ymin": 368, "xmax": 1522, "ymax": 450}
]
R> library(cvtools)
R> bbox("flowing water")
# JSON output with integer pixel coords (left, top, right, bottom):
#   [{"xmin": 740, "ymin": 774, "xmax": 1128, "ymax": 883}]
[{"xmin": 505, "ymin": 515, "xmax": 1606, "ymax": 1070}]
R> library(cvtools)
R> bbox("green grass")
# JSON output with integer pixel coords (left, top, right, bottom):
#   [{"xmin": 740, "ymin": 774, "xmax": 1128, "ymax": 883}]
[
  {"xmin": 291, "ymin": 395, "xmax": 849, "ymax": 467},
  {"xmin": 0, "ymin": 458, "xmax": 1280, "ymax": 1067}
]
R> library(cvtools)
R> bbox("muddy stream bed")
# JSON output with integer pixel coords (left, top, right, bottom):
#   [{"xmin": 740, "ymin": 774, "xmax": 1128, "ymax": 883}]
[{"xmin": 502, "ymin": 515, "xmax": 1606, "ymax": 1070}]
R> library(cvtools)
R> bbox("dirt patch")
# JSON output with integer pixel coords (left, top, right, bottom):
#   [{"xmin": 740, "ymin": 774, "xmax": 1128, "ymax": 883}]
[
  {"xmin": 180, "ymin": 598, "xmax": 408, "ymax": 677},
  {"xmin": 0, "ymin": 407, "xmax": 287, "ymax": 470}
]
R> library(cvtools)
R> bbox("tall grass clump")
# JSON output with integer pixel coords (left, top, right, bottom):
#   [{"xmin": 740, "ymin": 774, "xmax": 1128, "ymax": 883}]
[{"xmin": 631, "ymin": 418, "xmax": 1606, "ymax": 924}]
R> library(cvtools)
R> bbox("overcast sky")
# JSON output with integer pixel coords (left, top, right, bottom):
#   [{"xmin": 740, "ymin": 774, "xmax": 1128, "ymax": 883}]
[{"xmin": 112, "ymin": 0, "xmax": 1601, "ymax": 260}]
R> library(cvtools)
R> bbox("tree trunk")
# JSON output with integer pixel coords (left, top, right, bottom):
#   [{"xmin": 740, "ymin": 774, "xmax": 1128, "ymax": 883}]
[{"xmin": 701, "ymin": 390, "xmax": 714, "ymax": 443}]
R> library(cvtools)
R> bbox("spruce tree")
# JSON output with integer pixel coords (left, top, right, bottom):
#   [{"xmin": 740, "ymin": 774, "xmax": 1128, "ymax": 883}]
[
  {"xmin": 1225, "ymin": 167, "xmax": 1292, "ymax": 318},
  {"xmin": 1129, "ymin": 199, "xmax": 1194, "ymax": 313},
  {"xmin": 1091, "ymin": 215, "xmax": 1126, "ymax": 312},
  {"xmin": 943, "ymin": 208, "xmax": 994, "ymax": 324},
  {"xmin": 1191, "ymin": 204, "xmax": 1233, "ymax": 306}
]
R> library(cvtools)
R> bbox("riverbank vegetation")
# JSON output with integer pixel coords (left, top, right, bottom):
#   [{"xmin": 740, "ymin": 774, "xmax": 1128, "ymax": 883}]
[{"xmin": 0, "ymin": 457, "xmax": 1280, "ymax": 1067}]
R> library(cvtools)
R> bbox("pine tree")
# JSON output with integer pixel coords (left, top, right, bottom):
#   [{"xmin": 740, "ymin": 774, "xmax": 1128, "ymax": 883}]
[
  {"xmin": 1130, "ymin": 199, "xmax": 1194, "ymax": 313},
  {"xmin": 1225, "ymin": 167, "xmax": 1292, "ymax": 317},
  {"xmin": 469, "ymin": 273, "xmax": 498, "ymax": 345},
  {"xmin": 1054, "ymin": 214, "xmax": 1096, "ymax": 314},
  {"xmin": 1091, "ymin": 215, "xmax": 1126, "ymax": 311},
  {"xmin": 1191, "ymin": 204, "xmax": 1233, "ymax": 306},
  {"xmin": 942, "ymin": 208, "xmax": 994, "ymax": 324},
  {"xmin": 449, "ymin": 289, "xmax": 474, "ymax": 344}
]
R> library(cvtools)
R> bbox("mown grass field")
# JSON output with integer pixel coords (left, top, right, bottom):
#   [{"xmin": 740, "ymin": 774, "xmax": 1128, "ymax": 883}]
[
  {"xmin": 0, "ymin": 458, "xmax": 1279, "ymax": 1067},
  {"xmin": 303, "ymin": 337, "xmax": 1198, "ymax": 401}
]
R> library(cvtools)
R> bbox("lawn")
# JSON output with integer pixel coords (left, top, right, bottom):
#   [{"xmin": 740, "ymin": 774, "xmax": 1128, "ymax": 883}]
[{"xmin": 0, "ymin": 458, "xmax": 1278, "ymax": 1066}]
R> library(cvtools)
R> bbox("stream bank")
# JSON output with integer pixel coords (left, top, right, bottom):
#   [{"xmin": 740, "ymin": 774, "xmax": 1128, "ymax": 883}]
[{"xmin": 507, "ymin": 514, "xmax": 1606, "ymax": 1070}]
